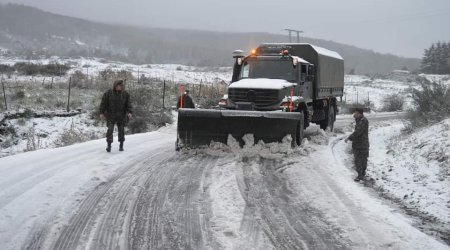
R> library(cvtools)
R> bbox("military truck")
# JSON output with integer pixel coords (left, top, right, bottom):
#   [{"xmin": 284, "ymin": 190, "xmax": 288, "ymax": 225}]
[{"xmin": 177, "ymin": 43, "xmax": 344, "ymax": 149}]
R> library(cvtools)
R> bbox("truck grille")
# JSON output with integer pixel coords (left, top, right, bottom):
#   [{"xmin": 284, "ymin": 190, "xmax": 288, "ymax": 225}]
[{"xmin": 229, "ymin": 88, "xmax": 279, "ymax": 106}]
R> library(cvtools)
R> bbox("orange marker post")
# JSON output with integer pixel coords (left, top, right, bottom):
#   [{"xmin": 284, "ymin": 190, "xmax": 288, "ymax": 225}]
[
  {"xmin": 179, "ymin": 85, "xmax": 185, "ymax": 109},
  {"xmin": 289, "ymin": 88, "xmax": 294, "ymax": 112}
]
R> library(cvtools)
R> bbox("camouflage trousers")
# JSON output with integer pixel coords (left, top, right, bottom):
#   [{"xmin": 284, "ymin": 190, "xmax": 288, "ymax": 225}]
[
  {"xmin": 106, "ymin": 118, "xmax": 125, "ymax": 143},
  {"xmin": 353, "ymin": 149, "xmax": 369, "ymax": 179}
]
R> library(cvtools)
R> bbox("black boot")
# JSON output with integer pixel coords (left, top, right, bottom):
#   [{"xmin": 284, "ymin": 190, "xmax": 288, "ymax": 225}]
[
  {"xmin": 119, "ymin": 142, "xmax": 124, "ymax": 151},
  {"xmin": 106, "ymin": 142, "xmax": 112, "ymax": 152}
]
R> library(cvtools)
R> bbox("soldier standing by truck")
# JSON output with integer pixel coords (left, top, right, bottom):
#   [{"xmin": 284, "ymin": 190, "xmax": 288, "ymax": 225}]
[
  {"xmin": 345, "ymin": 108, "xmax": 369, "ymax": 182},
  {"xmin": 177, "ymin": 90, "xmax": 195, "ymax": 109},
  {"xmin": 99, "ymin": 80, "xmax": 132, "ymax": 152}
]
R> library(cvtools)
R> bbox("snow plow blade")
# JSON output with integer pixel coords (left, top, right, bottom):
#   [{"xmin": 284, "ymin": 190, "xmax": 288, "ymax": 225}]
[{"xmin": 176, "ymin": 109, "xmax": 302, "ymax": 149}]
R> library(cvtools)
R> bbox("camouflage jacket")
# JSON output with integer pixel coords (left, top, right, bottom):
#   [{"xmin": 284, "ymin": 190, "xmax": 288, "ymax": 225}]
[
  {"xmin": 99, "ymin": 89, "xmax": 132, "ymax": 120},
  {"xmin": 177, "ymin": 94, "xmax": 195, "ymax": 109},
  {"xmin": 348, "ymin": 116, "xmax": 369, "ymax": 150}
]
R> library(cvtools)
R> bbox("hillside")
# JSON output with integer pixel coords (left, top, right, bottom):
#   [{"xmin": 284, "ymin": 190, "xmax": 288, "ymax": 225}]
[{"xmin": 0, "ymin": 4, "xmax": 420, "ymax": 74}]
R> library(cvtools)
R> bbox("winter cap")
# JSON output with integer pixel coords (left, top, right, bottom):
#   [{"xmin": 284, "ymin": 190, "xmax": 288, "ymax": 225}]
[
  {"xmin": 113, "ymin": 79, "xmax": 124, "ymax": 89},
  {"xmin": 354, "ymin": 108, "xmax": 364, "ymax": 114}
]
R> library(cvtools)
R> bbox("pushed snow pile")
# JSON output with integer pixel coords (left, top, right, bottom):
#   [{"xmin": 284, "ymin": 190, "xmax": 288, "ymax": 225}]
[
  {"xmin": 370, "ymin": 119, "xmax": 450, "ymax": 228},
  {"xmin": 188, "ymin": 134, "xmax": 304, "ymax": 159},
  {"xmin": 308, "ymin": 129, "xmax": 330, "ymax": 145},
  {"xmin": 184, "ymin": 132, "xmax": 332, "ymax": 161},
  {"xmin": 226, "ymin": 134, "xmax": 302, "ymax": 160}
]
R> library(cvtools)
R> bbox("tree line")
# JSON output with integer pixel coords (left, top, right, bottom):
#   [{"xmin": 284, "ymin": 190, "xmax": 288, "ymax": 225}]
[
  {"xmin": 0, "ymin": 62, "xmax": 70, "ymax": 76},
  {"xmin": 421, "ymin": 41, "xmax": 450, "ymax": 74}
]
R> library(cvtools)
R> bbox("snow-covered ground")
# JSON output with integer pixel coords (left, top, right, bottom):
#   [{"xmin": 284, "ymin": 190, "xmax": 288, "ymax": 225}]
[
  {"xmin": 368, "ymin": 119, "xmax": 449, "ymax": 232},
  {"xmin": 1, "ymin": 57, "xmax": 449, "ymax": 248},
  {"xmin": 344, "ymin": 74, "xmax": 450, "ymax": 111},
  {"xmin": 1, "ymin": 113, "xmax": 105, "ymax": 157},
  {"xmin": 0, "ymin": 129, "xmax": 173, "ymax": 249},
  {"xmin": 0, "ymin": 56, "xmax": 232, "ymax": 85},
  {"xmin": 334, "ymin": 116, "xmax": 450, "ymax": 242},
  {"xmin": 0, "ymin": 113, "xmax": 448, "ymax": 249}
]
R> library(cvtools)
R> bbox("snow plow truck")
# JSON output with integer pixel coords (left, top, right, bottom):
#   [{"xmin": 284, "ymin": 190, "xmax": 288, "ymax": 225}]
[{"xmin": 176, "ymin": 43, "xmax": 344, "ymax": 150}]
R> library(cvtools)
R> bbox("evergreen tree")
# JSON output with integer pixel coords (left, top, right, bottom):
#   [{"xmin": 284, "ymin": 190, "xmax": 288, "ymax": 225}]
[
  {"xmin": 444, "ymin": 42, "xmax": 450, "ymax": 74},
  {"xmin": 421, "ymin": 47, "xmax": 432, "ymax": 73},
  {"xmin": 421, "ymin": 41, "xmax": 450, "ymax": 74}
]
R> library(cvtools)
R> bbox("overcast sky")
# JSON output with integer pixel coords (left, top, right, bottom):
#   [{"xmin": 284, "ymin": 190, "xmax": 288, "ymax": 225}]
[{"xmin": 1, "ymin": 0, "xmax": 449, "ymax": 58}]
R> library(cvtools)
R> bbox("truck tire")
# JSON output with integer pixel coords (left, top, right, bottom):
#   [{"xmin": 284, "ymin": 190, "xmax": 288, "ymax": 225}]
[
  {"xmin": 303, "ymin": 109, "xmax": 310, "ymax": 129},
  {"xmin": 294, "ymin": 114, "xmax": 305, "ymax": 147},
  {"xmin": 320, "ymin": 104, "xmax": 335, "ymax": 131}
]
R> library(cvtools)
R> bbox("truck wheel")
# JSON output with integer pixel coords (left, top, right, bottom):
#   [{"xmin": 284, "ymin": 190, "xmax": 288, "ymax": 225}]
[
  {"xmin": 327, "ymin": 105, "xmax": 335, "ymax": 131},
  {"xmin": 295, "ymin": 115, "xmax": 305, "ymax": 147},
  {"xmin": 303, "ymin": 110, "xmax": 310, "ymax": 129},
  {"xmin": 320, "ymin": 104, "xmax": 335, "ymax": 131},
  {"xmin": 175, "ymin": 138, "xmax": 180, "ymax": 151}
]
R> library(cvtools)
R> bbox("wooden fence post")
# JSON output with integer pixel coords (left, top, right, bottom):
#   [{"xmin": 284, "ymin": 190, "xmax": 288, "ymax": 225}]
[
  {"xmin": 1, "ymin": 76, "xmax": 7, "ymax": 110},
  {"xmin": 67, "ymin": 77, "xmax": 72, "ymax": 112}
]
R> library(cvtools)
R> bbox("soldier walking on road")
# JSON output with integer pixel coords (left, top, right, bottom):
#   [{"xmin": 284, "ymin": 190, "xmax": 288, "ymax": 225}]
[
  {"xmin": 99, "ymin": 80, "xmax": 132, "ymax": 152},
  {"xmin": 345, "ymin": 108, "xmax": 369, "ymax": 182}
]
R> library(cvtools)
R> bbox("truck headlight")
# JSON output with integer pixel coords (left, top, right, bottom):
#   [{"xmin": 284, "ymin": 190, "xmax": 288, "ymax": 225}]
[{"xmin": 218, "ymin": 94, "xmax": 229, "ymax": 106}]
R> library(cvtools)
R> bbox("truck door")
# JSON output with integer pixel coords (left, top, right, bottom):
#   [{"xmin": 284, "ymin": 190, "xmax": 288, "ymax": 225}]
[{"xmin": 300, "ymin": 64, "xmax": 313, "ymax": 102}]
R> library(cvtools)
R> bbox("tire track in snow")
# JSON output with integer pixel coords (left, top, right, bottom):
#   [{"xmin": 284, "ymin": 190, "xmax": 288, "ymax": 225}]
[
  {"xmin": 30, "ymin": 149, "xmax": 219, "ymax": 250},
  {"xmin": 292, "ymin": 153, "xmax": 388, "ymax": 249},
  {"xmin": 237, "ymin": 157, "xmax": 350, "ymax": 250},
  {"xmin": 0, "ymin": 147, "xmax": 99, "ymax": 209},
  {"xmin": 47, "ymin": 148, "xmax": 171, "ymax": 250},
  {"xmin": 128, "ymin": 154, "xmax": 219, "ymax": 249}
]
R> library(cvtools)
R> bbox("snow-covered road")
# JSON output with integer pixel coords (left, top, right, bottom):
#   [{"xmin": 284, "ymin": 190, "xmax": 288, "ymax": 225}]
[{"xmin": 0, "ymin": 113, "xmax": 448, "ymax": 250}]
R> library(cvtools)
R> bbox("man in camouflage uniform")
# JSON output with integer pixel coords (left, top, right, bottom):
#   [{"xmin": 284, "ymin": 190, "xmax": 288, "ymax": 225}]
[
  {"xmin": 345, "ymin": 108, "xmax": 369, "ymax": 182},
  {"xmin": 99, "ymin": 80, "xmax": 132, "ymax": 152},
  {"xmin": 176, "ymin": 90, "xmax": 195, "ymax": 109}
]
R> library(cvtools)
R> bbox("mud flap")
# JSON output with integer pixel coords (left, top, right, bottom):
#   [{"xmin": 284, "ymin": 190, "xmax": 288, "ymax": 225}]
[{"xmin": 177, "ymin": 109, "xmax": 302, "ymax": 149}]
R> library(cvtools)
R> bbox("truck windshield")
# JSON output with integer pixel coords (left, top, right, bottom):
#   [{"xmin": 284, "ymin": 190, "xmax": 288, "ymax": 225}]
[{"xmin": 240, "ymin": 58, "xmax": 296, "ymax": 82}]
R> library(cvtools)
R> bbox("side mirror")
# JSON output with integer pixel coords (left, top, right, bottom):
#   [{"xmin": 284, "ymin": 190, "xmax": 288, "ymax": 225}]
[
  {"xmin": 292, "ymin": 57, "xmax": 298, "ymax": 68},
  {"xmin": 308, "ymin": 65, "xmax": 315, "ymax": 75}
]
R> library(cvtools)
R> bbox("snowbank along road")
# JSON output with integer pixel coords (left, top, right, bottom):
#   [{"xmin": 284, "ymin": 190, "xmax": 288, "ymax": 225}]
[{"xmin": 0, "ymin": 112, "xmax": 448, "ymax": 250}]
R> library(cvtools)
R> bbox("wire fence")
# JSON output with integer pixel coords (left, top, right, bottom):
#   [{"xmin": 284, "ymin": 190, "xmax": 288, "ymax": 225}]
[
  {"xmin": 0, "ymin": 71, "xmax": 228, "ymax": 113},
  {"xmin": 341, "ymin": 92, "xmax": 373, "ymax": 105}
]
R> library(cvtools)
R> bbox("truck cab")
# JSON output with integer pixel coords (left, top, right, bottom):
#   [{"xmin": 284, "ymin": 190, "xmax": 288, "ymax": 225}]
[{"xmin": 221, "ymin": 49, "xmax": 315, "ymax": 111}]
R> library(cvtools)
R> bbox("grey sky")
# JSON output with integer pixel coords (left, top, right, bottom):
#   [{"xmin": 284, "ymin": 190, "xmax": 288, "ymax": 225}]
[{"xmin": 1, "ymin": 0, "xmax": 449, "ymax": 58}]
